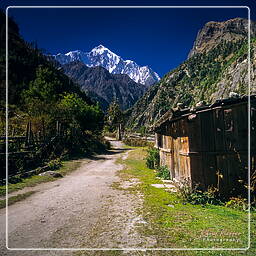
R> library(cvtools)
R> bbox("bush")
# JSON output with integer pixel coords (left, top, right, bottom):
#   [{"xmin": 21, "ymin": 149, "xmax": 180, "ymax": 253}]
[
  {"xmin": 146, "ymin": 147, "xmax": 160, "ymax": 169},
  {"xmin": 47, "ymin": 158, "xmax": 62, "ymax": 170},
  {"xmin": 138, "ymin": 126, "xmax": 147, "ymax": 137},
  {"xmin": 175, "ymin": 179, "xmax": 193, "ymax": 202},
  {"xmin": 156, "ymin": 165, "xmax": 171, "ymax": 180},
  {"xmin": 187, "ymin": 189, "xmax": 222, "ymax": 205},
  {"xmin": 175, "ymin": 180, "xmax": 222, "ymax": 205},
  {"xmin": 225, "ymin": 197, "xmax": 248, "ymax": 211}
]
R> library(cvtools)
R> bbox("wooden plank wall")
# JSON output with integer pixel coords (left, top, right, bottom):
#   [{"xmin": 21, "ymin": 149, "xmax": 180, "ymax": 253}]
[
  {"xmin": 157, "ymin": 100, "xmax": 255, "ymax": 196},
  {"xmin": 159, "ymin": 118, "xmax": 191, "ymax": 181},
  {"xmin": 192, "ymin": 103, "xmax": 249, "ymax": 195},
  {"xmin": 217, "ymin": 104, "xmax": 248, "ymax": 195}
]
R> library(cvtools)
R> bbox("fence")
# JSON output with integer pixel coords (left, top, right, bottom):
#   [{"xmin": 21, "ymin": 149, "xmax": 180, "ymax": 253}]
[
  {"xmin": 122, "ymin": 132, "xmax": 155, "ymax": 147},
  {"xmin": 0, "ymin": 120, "xmax": 75, "ymax": 182},
  {"xmin": 124, "ymin": 132, "xmax": 155, "ymax": 142}
]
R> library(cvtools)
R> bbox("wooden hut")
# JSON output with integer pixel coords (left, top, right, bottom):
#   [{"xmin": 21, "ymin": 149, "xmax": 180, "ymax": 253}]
[{"xmin": 154, "ymin": 95, "xmax": 256, "ymax": 196}]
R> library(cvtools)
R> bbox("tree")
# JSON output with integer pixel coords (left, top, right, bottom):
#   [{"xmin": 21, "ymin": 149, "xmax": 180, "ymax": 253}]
[
  {"xmin": 105, "ymin": 101, "xmax": 123, "ymax": 139},
  {"xmin": 22, "ymin": 67, "xmax": 104, "ymax": 134},
  {"xmin": 22, "ymin": 66, "xmax": 62, "ymax": 117},
  {"xmin": 58, "ymin": 93, "xmax": 103, "ymax": 132}
]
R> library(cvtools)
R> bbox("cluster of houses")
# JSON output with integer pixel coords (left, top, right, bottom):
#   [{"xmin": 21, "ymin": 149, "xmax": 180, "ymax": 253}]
[{"xmin": 153, "ymin": 95, "xmax": 256, "ymax": 196}]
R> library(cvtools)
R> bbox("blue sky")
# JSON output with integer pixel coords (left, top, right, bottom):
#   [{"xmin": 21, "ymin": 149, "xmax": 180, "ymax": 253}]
[{"xmin": 2, "ymin": 0, "xmax": 254, "ymax": 77}]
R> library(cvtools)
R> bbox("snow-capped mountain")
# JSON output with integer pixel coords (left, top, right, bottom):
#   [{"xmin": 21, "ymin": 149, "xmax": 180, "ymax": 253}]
[{"xmin": 52, "ymin": 45, "xmax": 160, "ymax": 86}]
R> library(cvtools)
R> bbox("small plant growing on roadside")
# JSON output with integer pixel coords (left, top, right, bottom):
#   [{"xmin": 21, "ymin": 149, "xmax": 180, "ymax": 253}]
[
  {"xmin": 146, "ymin": 147, "xmax": 160, "ymax": 169},
  {"xmin": 156, "ymin": 165, "xmax": 171, "ymax": 180},
  {"xmin": 47, "ymin": 158, "xmax": 62, "ymax": 170}
]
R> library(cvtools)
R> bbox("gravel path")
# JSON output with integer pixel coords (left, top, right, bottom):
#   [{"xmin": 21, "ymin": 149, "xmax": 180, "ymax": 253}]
[{"xmin": 0, "ymin": 138, "xmax": 155, "ymax": 256}]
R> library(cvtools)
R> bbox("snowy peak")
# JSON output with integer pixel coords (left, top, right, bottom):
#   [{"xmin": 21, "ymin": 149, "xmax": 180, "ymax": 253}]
[
  {"xmin": 92, "ymin": 44, "xmax": 106, "ymax": 50},
  {"xmin": 91, "ymin": 45, "xmax": 108, "ymax": 55},
  {"xmin": 90, "ymin": 44, "xmax": 114, "ymax": 55},
  {"xmin": 52, "ymin": 45, "xmax": 160, "ymax": 86}
]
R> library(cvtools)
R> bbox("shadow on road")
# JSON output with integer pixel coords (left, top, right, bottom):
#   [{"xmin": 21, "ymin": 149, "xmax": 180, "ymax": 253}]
[
  {"xmin": 108, "ymin": 147, "xmax": 133, "ymax": 153},
  {"xmin": 86, "ymin": 145, "xmax": 132, "ymax": 161}
]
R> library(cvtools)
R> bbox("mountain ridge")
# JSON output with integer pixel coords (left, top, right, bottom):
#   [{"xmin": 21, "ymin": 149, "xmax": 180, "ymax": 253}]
[
  {"xmin": 52, "ymin": 45, "xmax": 160, "ymax": 86},
  {"xmin": 61, "ymin": 61, "xmax": 148, "ymax": 110}
]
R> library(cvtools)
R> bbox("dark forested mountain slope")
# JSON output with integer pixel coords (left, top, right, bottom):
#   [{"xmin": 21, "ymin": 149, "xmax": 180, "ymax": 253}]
[
  {"xmin": 127, "ymin": 18, "xmax": 256, "ymax": 129},
  {"xmin": 0, "ymin": 9, "xmax": 108, "ymax": 142},
  {"xmin": 61, "ymin": 61, "xmax": 147, "ymax": 110},
  {"xmin": 0, "ymin": 10, "xmax": 108, "ymax": 176},
  {"xmin": 0, "ymin": 10, "xmax": 93, "ymax": 108}
]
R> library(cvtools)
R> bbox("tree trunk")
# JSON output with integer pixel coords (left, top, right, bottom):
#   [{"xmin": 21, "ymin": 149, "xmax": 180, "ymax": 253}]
[{"xmin": 116, "ymin": 123, "xmax": 122, "ymax": 141}]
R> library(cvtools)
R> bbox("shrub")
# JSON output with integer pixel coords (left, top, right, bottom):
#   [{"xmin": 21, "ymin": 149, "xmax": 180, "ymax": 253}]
[
  {"xmin": 156, "ymin": 165, "xmax": 171, "ymax": 180},
  {"xmin": 175, "ymin": 179, "xmax": 193, "ymax": 202},
  {"xmin": 225, "ymin": 197, "xmax": 248, "ymax": 211},
  {"xmin": 47, "ymin": 158, "xmax": 62, "ymax": 170},
  {"xmin": 146, "ymin": 147, "xmax": 160, "ymax": 169},
  {"xmin": 175, "ymin": 180, "xmax": 222, "ymax": 205},
  {"xmin": 138, "ymin": 126, "xmax": 147, "ymax": 137},
  {"xmin": 187, "ymin": 189, "xmax": 222, "ymax": 205}
]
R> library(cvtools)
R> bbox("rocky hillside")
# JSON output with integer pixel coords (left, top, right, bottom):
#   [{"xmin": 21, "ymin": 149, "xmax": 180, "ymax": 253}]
[
  {"xmin": 188, "ymin": 18, "xmax": 256, "ymax": 57},
  {"xmin": 61, "ymin": 61, "xmax": 147, "ymax": 110},
  {"xmin": 127, "ymin": 18, "xmax": 256, "ymax": 129}
]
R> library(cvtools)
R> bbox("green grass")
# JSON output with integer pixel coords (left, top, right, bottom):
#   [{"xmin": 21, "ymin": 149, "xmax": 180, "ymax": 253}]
[
  {"xmin": 0, "ymin": 191, "xmax": 36, "ymax": 209},
  {"xmin": 117, "ymin": 147, "xmax": 256, "ymax": 255},
  {"xmin": 0, "ymin": 159, "xmax": 85, "ymax": 197}
]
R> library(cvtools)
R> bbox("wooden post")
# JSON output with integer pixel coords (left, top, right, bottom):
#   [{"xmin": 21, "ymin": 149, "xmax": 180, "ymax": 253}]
[
  {"xmin": 42, "ymin": 118, "xmax": 45, "ymax": 141},
  {"xmin": 29, "ymin": 121, "xmax": 34, "ymax": 145},
  {"xmin": 56, "ymin": 121, "xmax": 59, "ymax": 136},
  {"xmin": 25, "ymin": 121, "xmax": 33, "ymax": 146},
  {"xmin": 120, "ymin": 123, "xmax": 122, "ymax": 140},
  {"xmin": 25, "ymin": 121, "xmax": 30, "ymax": 146},
  {"xmin": 25, "ymin": 122, "xmax": 29, "ymax": 146},
  {"xmin": 59, "ymin": 122, "xmax": 62, "ymax": 136},
  {"xmin": 116, "ymin": 123, "xmax": 122, "ymax": 141}
]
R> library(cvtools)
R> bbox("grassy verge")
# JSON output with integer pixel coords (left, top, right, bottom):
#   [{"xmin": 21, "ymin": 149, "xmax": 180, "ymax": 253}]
[
  {"xmin": 0, "ymin": 191, "xmax": 36, "ymax": 209},
  {"xmin": 117, "ymin": 147, "xmax": 256, "ymax": 255},
  {"xmin": 0, "ymin": 159, "xmax": 85, "ymax": 197}
]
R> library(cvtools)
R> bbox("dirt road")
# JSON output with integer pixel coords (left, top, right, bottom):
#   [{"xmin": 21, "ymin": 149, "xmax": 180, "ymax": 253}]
[{"xmin": 0, "ymin": 139, "xmax": 154, "ymax": 256}]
